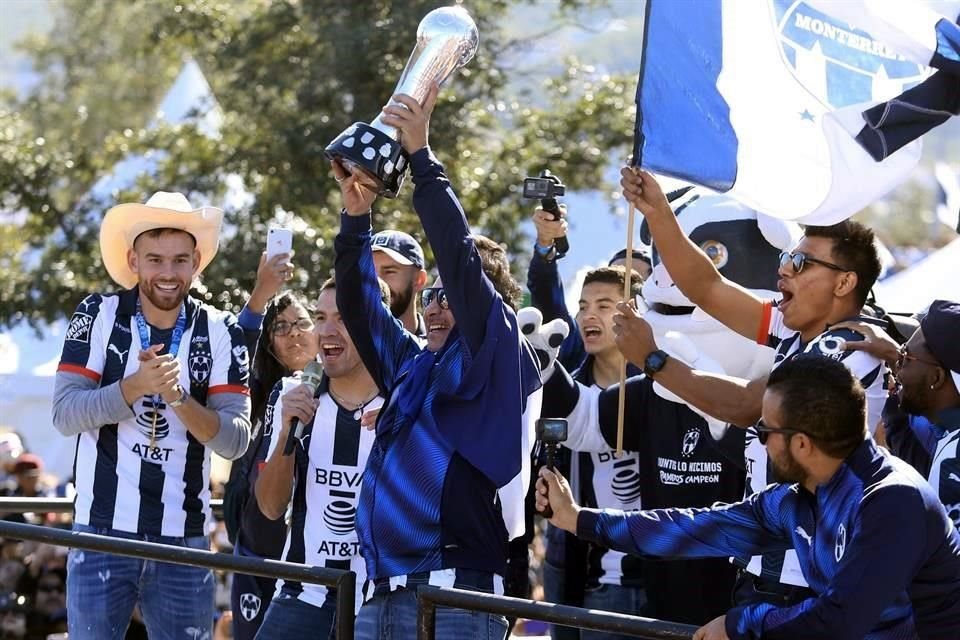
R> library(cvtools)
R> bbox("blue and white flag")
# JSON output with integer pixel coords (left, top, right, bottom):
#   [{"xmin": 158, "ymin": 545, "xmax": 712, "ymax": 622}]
[{"xmin": 633, "ymin": 0, "xmax": 960, "ymax": 224}]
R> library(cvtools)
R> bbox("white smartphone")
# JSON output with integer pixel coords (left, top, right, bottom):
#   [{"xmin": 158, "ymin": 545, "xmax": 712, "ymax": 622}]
[{"xmin": 266, "ymin": 227, "xmax": 293, "ymax": 258}]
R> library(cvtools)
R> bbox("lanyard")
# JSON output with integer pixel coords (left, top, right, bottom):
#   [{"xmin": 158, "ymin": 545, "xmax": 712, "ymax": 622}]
[{"xmin": 135, "ymin": 298, "xmax": 187, "ymax": 446}]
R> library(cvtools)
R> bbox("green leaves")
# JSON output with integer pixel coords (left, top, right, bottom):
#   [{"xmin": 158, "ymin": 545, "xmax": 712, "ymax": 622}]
[{"xmin": 0, "ymin": 0, "xmax": 634, "ymax": 324}]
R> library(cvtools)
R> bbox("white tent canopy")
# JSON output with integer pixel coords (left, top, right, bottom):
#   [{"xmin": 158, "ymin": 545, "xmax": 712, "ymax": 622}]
[{"xmin": 874, "ymin": 238, "xmax": 960, "ymax": 314}]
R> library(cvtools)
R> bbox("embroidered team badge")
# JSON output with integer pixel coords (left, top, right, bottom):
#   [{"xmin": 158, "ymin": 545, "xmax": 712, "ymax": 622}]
[
  {"xmin": 189, "ymin": 353, "xmax": 212, "ymax": 384},
  {"xmin": 835, "ymin": 523, "xmax": 847, "ymax": 562},
  {"xmin": 681, "ymin": 428, "xmax": 700, "ymax": 457},
  {"xmin": 239, "ymin": 592, "xmax": 262, "ymax": 622}
]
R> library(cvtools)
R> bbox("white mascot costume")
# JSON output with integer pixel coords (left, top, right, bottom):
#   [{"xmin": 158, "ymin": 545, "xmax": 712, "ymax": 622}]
[{"xmin": 641, "ymin": 192, "xmax": 802, "ymax": 438}]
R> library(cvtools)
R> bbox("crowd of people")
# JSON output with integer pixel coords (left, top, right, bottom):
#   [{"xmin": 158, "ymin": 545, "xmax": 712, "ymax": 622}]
[{"xmin": 16, "ymin": 78, "xmax": 956, "ymax": 640}]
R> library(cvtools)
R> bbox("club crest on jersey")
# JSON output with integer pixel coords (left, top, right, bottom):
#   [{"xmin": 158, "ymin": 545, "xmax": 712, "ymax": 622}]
[
  {"xmin": 189, "ymin": 353, "xmax": 212, "ymax": 384},
  {"xmin": 323, "ymin": 499, "xmax": 357, "ymax": 536},
  {"xmin": 232, "ymin": 344, "xmax": 249, "ymax": 374},
  {"xmin": 135, "ymin": 400, "xmax": 170, "ymax": 441},
  {"xmin": 66, "ymin": 313, "xmax": 93, "ymax": 343},
  {"xmin": 681, "ymin": 428, "xmax": 700, "ymax": 457},
  {"xmin": 239, "ymin": 592, "xmax": 261, "ymax": 622},
  {"xmin": 835, "ymin": 522, "xmax": 847, "ymax": 562}
]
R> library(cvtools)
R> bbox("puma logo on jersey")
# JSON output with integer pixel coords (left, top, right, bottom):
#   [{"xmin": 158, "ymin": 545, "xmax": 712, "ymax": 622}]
[
  {"xmin": 948, "ymin": 472, "xmax": 960, "ymax": 483},
  {"xmin": 108, "ymin": 344, "xmax": 128, "ymax": 361},
  {"xmin": 794, "ymin": 526, "xmax": 813, "ymax": 545}
]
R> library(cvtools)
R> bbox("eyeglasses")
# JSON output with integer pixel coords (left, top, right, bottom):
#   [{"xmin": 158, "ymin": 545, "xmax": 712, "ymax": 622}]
[
  {"xmin": 420, "ymin": 287, "xmax": 449, "ymax": 310},
  {"xmin": 779, "ymin": 251, "xmax": 852, "ymax": 275},
  {"xmin": 272, "ymin": 318, "xmax": 314, "ymax": 337},
  {"xmin": 896, "ymin": 344, "xmax": 941, "ymax": 371},
  {"xmin": 754, "ymin": 419, "xmax": 812, "ymax": 445}
]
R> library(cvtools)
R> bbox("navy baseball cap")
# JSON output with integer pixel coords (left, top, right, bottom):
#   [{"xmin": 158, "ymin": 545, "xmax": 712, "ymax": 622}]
[
  {"xmin": 920, "ymin": 299, "xmax": 960, "ymax": 392},
  {"xmin": 608, "ymin": 246, "xmax": 652, "ymax": 267},
  {"xmin": 371, "ymin": 230, "xmax": 425, "ymax": 269}
]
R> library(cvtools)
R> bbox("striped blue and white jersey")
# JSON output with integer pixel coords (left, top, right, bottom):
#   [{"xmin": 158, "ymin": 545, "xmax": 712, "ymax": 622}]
[
  {"xmin": 266, "ymin": 377, "xmax": 379, "ymax": 613},
  {"xmin": 335, "ymin": 148, "xmax": 542, "ymax": 585},
  {"xmin": 56, "ymin": 288, "xmax": 250, "ymax": 537},
  {"xmin": 578, "ymin": 440, "xmax": 960, "ymax": 640},
  {"xmin": 741, "ymin": 301, "xmax": 888, "ymax": 585}
]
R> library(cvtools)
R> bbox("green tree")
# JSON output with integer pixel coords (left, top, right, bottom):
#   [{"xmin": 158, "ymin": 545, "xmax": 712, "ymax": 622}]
[{"xmin": 0, "ymin": 0, "xmax": 634, "ymax": 324}]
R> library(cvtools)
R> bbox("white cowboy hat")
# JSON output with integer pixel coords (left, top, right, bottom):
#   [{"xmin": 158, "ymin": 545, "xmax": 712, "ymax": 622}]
[{"xmin": 100, "ymin": 191, "xmax": 223, "ymax": 289}]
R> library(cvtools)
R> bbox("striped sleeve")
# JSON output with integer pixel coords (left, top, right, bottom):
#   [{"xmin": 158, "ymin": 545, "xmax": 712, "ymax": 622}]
[
  {"xmin": 576, "ymin": 484, "xmax": 793, "ymax": 561},
  {"xmin": 209, "ymin": 314, "xmax": 251, "ymax": 396},
  {"xmin": 264, "ymin": 378, "xmax": 296, "ymax": 460},
  {"xmin": 58, "ymin": 294, "xmax": 107, "ymax": 382}
]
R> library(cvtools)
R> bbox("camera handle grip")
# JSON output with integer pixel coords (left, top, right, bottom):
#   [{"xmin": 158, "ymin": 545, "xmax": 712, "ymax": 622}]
[
  {"xmin": 540, "ymin": 197, "xmax": 569, "ymax": 259},
  {"xmin": 540, "ymin": 443, "xmax": 556, "ymax": 519}
]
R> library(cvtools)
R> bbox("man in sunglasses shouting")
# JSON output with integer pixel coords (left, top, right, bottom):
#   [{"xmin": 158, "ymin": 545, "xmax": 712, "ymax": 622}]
[
  {"xmin": 331, "ymin": 83, "xmax": 541, "ymax": 640},
  {"xmin": 616, "ymin": 168, "xmax": 889, "ymax": 609},
  {"xmin": 537, "ymin": 355, "xmax": 960, "ymax": 640}
]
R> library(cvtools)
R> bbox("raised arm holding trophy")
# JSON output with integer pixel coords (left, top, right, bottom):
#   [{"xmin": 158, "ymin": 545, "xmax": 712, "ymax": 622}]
[{"xmin": 324, "ymin": 5, "xmax": 478, "ymax": 198}]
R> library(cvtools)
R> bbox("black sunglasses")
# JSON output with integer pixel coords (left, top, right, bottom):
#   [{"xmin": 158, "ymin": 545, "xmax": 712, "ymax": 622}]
[
  {"xmin": 754, "ymin": 419, "xmax": 812, "ymax": 445},
  {"xmin": 420, "ymin": 287, "xmax": 449, "ymax": 310},
  {"xmin": 779, "ymin": 251, "xmax": 851, "ymax": 275}
]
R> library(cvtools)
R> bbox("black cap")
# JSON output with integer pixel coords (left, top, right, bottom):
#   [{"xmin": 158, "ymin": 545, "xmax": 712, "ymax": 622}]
[
  {"xmin": 371, "ymin": 230, "xmax": 425, "ymax": 269},
  {"xmin": 920, "ymin": 299, "xmax": 960, "ymax": 391},
  {"xmin": 608, "ymin": 246, "xmax": 652, "ymax": 267}
]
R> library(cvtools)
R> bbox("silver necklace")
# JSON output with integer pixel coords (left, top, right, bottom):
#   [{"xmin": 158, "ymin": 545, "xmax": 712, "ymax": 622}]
[{"xmin": 329, "ymin": 387, "xmax": 378, "ymax": 420}]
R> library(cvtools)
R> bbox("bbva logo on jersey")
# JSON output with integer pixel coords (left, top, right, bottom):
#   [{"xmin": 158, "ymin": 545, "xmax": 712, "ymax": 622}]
[{"xmin": 772, "ymin": 0, "xmax": 928, "ymax": 109}]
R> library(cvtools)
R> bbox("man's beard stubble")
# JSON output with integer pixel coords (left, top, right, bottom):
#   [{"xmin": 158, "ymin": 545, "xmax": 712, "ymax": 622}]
[
  {"xmin": 390, "ymin": 284, "xmax": 413, "ymax": 319},
  {"xmin": 142, "ymin": 279, "xmax": 189, "ymax": 312}
]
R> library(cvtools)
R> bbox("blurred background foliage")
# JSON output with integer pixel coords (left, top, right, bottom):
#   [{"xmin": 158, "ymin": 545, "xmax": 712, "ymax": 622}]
[{"xmin": 0, "ymin": 0, "xmax": 635, "ymax": 324}]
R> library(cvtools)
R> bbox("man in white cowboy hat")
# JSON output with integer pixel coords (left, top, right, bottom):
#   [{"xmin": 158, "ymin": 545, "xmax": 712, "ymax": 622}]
[{"xmin": 52, "ymin": 191, "xmax": 252, "ymax": 640}]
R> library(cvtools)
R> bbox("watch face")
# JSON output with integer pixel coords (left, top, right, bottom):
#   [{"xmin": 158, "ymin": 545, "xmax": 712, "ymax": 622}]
[{"xmin": 645, "ymin": 350, "xmax": 667, "ymax": 374}]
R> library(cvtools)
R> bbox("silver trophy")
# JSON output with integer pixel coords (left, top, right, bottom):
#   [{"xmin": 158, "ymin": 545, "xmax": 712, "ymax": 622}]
[{"xmin": 325, "ymin": 6, "xmax": 479, "ymax": 198}]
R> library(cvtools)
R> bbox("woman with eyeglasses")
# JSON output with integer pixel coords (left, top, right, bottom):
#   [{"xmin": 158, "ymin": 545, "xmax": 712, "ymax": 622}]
[{"xmin": 226, "ymin": 291, "xmax": 319, "ymax": 640}]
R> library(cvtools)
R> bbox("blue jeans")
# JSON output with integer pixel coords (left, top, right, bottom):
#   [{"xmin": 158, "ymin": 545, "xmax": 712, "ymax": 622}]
[
  {"xmin": 581, "ymin": 584, "xmax": 650, "ymax": 640},
  {"xmin": 543, "ymin": 560, "xmax": 580, "ymax": 640},
  {"xmin": 66, "ymin": 524, "xmax": 215, "ymax": 640},
  {"xmin": 355, "ymin": 587, "xmax": 508, "ymax": 640},
  {"xmin": 254, "ymin": 594, "xmax": 336, "ymax": 640}
]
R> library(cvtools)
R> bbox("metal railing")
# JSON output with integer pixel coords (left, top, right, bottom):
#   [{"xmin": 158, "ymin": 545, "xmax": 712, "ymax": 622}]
[
  {"xmin": 0, "ymin": 496, "xmax": 223, "ymax": 516},
  {"xmin": 1, "ymin": 498, "xmax": 699, "ymax": 639},
  {"xmin": 0, "ymin": 518, "xmax": 355, "ymax": 640},
  {"xmin": 417, "ymin": 586, "xmax": 698, "ymax": 640}
]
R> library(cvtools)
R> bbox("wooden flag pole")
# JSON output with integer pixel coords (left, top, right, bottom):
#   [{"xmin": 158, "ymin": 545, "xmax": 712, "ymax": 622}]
[{"xmin": 616, "ymin": 199, "xmax": 636, "ymax": 455}]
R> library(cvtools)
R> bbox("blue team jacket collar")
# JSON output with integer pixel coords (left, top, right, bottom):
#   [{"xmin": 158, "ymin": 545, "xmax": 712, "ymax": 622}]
[{"xmin": 816, "ymin": 438, "xmax": 880, "ymax": 496}]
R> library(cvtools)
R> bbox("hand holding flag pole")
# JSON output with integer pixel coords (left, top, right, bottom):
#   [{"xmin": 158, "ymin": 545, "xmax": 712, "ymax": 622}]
[{"xmin": 616, "ymin": 165, "xmax": 639, "ymax": 455}]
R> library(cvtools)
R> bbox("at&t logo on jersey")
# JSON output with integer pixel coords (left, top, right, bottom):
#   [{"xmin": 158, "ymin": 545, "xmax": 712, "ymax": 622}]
[
  {"xmin": 323, "ymin": 498, "xmax": 358, "ymax": 535},
  {"xmin": 135, "ymin": 399, "xmax": 170, "ymax": 441}
]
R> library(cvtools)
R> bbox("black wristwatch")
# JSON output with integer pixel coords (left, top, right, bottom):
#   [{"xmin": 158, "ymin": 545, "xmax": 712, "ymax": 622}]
[{"xmin": 643, "ymin": 350, "xmax": 669, "ymax": 378}]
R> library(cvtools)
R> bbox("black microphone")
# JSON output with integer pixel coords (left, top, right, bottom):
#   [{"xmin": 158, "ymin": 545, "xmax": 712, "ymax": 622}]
[{"xmin": 283, "ymin": 360, "xmax": 325, "ymax": 456}]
